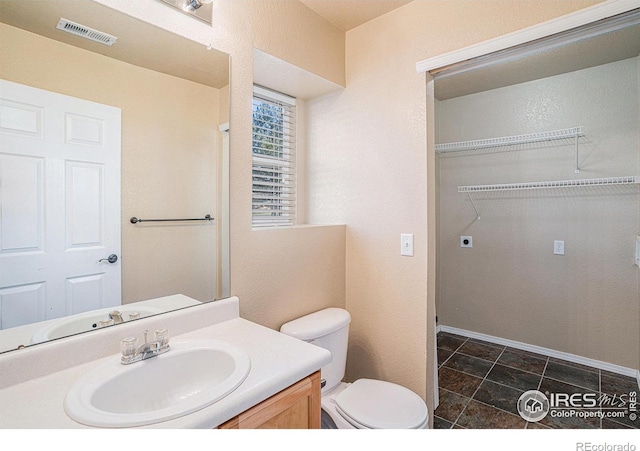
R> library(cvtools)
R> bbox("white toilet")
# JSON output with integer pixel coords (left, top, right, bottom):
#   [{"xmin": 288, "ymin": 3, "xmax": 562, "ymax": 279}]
[{"xmin": 280, "ymin": 308, "xmax": 428, "ymax": 429}]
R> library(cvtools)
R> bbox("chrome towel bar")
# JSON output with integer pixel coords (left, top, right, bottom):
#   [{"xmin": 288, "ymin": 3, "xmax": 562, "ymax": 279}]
[{"xmin": 130, "ymin": 214, "xmax": 213, "ymax": 224}]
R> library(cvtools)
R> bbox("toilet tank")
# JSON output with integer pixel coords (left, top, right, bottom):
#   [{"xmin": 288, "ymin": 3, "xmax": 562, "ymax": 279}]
[{"xmin": 280, "ymin": 308, "xmax": 351, "ymax": 393}]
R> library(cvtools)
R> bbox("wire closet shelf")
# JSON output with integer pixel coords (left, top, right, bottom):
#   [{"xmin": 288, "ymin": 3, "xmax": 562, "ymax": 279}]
[
  {"xmin": 458, "ymin": 176, "xmax": 639, "ymax": 221},
  {"xmin": 435, "ymin": 126, "xmax": 584, "ymax": 153},
  {"xmin": 436, "ymin": 126, "xmax": 640, "ymax": 220},
  {"xmin": 436, "ymin": 126, "xmax": 585, "ymax": 174},
  {"xmin": 458, "ymin": 176, "xmax": 640, "ymax": 193}
]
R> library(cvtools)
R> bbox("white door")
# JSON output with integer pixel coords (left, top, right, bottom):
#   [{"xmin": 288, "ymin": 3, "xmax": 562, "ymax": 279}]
[{"xmin": 0, "ymin": 80, "xmax": 121, "ymax": 329}]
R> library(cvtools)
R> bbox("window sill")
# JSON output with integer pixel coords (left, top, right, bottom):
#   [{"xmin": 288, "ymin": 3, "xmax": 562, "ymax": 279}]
[{"xmin": 252, "ymin": 223, "xmax": 346, "ymax": 232}]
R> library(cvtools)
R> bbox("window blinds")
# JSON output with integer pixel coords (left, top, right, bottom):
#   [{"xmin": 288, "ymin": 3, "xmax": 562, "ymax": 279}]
[{"xmin": 252, "ymin": 86, "xmax": 297, "ymax": 227}]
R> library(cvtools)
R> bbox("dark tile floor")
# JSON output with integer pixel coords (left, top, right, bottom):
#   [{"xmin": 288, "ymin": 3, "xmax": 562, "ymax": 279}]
[{"xmin": 435, "ymin": 331, "xmax": 640, "ymax": 429}]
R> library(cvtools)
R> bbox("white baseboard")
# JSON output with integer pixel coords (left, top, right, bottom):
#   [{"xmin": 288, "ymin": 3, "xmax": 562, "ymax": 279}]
[{"xmin": 438, "ymin": 324, "xmax": 640, "ymax": 382}]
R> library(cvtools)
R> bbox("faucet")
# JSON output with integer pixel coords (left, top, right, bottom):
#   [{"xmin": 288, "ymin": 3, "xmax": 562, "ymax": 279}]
[
  {"xmin": 109, "ymin": 310, "xmax": 124, "ymax": 324},
  {"xmin": 120, "ymin": 329, "xmax": 170, "ymax": 365}
]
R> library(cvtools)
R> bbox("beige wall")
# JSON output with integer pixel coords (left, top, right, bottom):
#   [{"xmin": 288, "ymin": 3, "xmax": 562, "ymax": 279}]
[
  {"xmin": 1, "ymin": 23, "xmax": 221, "ymax": 303},
  {"xmin": 90, "ymin": 0, "xmax": 607, "ymax": 422},
  {"xmin": 210, "ymin": 0, "xmax": 348, "ymax": 328},
  {"xmin": 437, "ymin": 58, "xmax": 639, "ymax": 369},
  {"xmin": 93, "ymin": 0, "xmax": 348, "ymax": 329},
  {"xmin": 306, "ymin": 0, "xmax": 603, "ymax": 420}
]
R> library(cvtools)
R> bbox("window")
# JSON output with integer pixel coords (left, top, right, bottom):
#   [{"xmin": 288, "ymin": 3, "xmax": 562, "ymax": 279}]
[{"xmin": 252, "ymin": 86, "xmax": 297, "ymax": 227}]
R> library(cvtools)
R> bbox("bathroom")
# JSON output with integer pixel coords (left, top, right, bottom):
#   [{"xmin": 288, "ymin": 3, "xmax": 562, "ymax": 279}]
[{"xmin": 0, "ymin": 0, "xmax": 638, "ymax": 446}]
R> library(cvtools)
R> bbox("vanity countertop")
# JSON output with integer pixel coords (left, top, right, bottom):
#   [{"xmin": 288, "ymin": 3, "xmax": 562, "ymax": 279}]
[{"xmin": 0, "ymin": 298, "xmax": 332, "ymax": 428}]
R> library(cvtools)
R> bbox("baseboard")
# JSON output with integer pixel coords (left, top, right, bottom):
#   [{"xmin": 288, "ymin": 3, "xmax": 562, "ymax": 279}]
[{"xmin": 439, "ymin": 325, "xmax": 640, "ymax": 381}]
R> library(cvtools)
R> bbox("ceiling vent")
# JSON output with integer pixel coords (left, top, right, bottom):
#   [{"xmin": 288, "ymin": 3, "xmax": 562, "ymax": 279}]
[{"xmin": 56, "ymin": 18, "xmax": 117, "ymax": 46}]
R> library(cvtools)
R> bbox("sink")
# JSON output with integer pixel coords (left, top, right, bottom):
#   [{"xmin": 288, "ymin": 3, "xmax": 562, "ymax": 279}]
[
  {"xmin": 64, "ymin": 339, "xmax": 251, "ymax": 427},
  {"xmin": 30, "ymin": 306, "xmax": 163, "ymax": 344}
]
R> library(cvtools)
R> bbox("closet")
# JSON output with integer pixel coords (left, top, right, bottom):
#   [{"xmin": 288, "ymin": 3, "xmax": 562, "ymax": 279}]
[{"xmin": 433, "ymin": 10, "xmax": 640, "ymax": 371}]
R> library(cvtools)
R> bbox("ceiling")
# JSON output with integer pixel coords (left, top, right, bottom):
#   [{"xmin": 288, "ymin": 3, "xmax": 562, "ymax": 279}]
[
  {"xmin": 0, "ymin": 0, "xmax": 230, "ymax": 89},
  {"xmin": 6, "ymin": 0, "xmax": 636, "ymax": 98},
  {"xmin": 0, "ymin": 0, "xmax": 413, "ymax": 87},
  {"xmin": 298, "ymin": 0, "xmax": 414, "ymax": 31}
]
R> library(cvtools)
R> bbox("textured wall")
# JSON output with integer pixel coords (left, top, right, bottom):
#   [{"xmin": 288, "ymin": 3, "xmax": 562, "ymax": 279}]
[
  {"xmin": 95, "ymin": 0, "xmax": 347, "ymax": 331},
  {"xmin": 306, "ymin": 0, "xmax": 603, "ymax": 420},
  {"xmin": 92, "ymin": 0, "xmax": 607, "ymax": 420}
]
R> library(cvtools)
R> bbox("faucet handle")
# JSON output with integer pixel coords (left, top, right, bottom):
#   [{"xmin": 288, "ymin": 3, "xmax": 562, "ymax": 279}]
[
  {"xmin": 128, "ymin": 311, "xmax": 141, "ymax": 320},
  {"xmin": 120, "ymin": 337, "xmax": 138, "ymax": 362},
  {"xmin": 155, "ymin": 328, "xmax": 169, "ymax": 348}
]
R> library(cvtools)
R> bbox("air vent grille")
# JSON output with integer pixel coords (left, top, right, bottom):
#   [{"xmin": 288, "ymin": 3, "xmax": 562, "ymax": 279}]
[{"xmin": 56, "ymin": 18, "xmax": 117, "ymax": 46}]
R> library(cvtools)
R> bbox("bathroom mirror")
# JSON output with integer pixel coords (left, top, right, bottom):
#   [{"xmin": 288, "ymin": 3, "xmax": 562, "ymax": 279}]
[{"xmin": 0, "ymin": 0, "xmax": 230, "ymax": 353}]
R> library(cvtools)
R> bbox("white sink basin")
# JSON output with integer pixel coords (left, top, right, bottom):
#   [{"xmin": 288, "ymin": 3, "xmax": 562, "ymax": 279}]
[
  {"xmin": 64, "ymin": 339, "xmax": 251, "ymax": 427},
  {"xmin": 30, "ymin": 306, "xmax": 163, "ymax": 344}
]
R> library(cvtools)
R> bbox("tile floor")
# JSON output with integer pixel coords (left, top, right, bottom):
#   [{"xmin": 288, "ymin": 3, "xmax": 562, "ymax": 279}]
[{"xmin": 435, "ymin": 331, "xmax": 640, "ymax": 429}]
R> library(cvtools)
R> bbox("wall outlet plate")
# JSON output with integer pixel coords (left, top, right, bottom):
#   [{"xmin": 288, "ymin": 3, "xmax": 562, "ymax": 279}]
[
  {"xmin": 401, "ymin": 233, "xmax": 414, "ymax": 256},
  {"xmin": 460, "ymin": 236, "xmax": 472, "ymax": 248}
]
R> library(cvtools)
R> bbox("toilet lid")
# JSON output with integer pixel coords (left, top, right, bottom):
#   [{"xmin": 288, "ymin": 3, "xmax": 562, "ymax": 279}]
[{"xmin": 335, "ymin": 379, "xmax": 428, "ymax": 429}]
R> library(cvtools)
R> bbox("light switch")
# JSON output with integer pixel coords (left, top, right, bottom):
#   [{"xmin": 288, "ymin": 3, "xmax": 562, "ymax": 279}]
[{"xmin": 401, "ymin": 234, "xmax": 414, "ymax": 257}]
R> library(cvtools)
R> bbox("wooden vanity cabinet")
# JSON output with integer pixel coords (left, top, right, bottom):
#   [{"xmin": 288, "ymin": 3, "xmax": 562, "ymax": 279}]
[{"xmin": 218, "ymin": 371, "xmax": 321, "ymax": 429}]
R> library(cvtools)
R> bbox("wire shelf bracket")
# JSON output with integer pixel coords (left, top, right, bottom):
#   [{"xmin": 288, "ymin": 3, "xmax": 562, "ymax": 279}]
[
  {"xmin": 436, "ymin": 126, "xmax": 585, "ymax": 173},
  {"xmin": 458, "ymin": 176, "xmax": 639, "ymax": 220}
]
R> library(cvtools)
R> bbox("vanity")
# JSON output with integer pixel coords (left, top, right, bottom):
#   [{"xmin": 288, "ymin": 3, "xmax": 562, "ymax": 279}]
[{"xmin": 0, "ymin": 297, "xmax": 331, "ymax": 429}]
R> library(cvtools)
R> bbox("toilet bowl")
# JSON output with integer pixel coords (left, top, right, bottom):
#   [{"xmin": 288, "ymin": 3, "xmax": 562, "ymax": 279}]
[{"xmin": 280, "ymin": 308, "xmax": 428, "ymax": 429}]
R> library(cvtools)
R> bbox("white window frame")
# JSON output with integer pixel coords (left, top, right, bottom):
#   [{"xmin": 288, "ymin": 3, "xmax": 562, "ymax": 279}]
[{"xmin": 252, "ymin": 85, "xmax": 297, "ymax": 228}]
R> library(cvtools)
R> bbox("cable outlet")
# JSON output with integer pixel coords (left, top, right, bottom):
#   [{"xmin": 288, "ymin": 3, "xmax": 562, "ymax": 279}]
[
  {"xmin": 554, "ymin": 240, "xmax": 565, "ymax": 255},
  {"xmin": 460, "ymin": 236, "xmax": 472, "ymax": 248}
]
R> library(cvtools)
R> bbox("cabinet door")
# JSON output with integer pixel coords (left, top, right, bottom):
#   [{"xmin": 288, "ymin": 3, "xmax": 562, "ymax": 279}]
[{"xmin": 219, "ymin": 371, "xmax": 321, "ymax": 429}]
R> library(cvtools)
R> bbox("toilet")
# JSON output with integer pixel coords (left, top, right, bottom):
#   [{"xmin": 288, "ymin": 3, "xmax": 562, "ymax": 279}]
[{"xmin": 280, "ymin": 308, "xmax": 428, "ymax": 429}]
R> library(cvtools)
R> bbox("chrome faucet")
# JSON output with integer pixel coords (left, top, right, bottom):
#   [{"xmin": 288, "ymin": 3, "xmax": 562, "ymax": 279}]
[
  {"xmin": 109, "ymin": 310, "xmax": 124, "ymax": 324},
  {"xmin": 120, "ymin": 329, "xmax": 170, "ymax": 365}
]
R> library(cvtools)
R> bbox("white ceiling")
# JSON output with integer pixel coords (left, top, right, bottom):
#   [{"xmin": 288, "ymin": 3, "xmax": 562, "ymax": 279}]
[{"xmin": 298, "ymin": 0, "xmax": 414, "ymax": 31}]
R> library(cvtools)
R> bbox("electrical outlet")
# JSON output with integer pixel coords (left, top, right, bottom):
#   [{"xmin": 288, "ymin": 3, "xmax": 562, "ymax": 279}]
[
  {"xmin": 554, "ymin": 240, "xmax": 565, "ymax": 255},
  {"xmin": 460, "ymin": 236, "xmax": 472, "ymax": 248}
]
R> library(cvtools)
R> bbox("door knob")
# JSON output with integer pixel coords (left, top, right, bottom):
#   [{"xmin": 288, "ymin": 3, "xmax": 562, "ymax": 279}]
[{"xmin": 98, "ymin": 254, "xmax": 118, "ymax": 264}]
